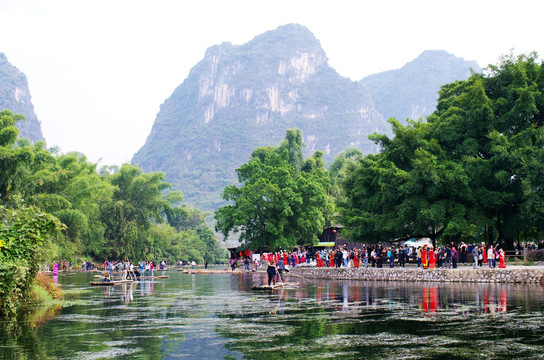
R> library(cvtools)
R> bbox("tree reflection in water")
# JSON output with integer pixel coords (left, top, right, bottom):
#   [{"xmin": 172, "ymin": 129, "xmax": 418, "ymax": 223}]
[{"xmin": 2, "ymin": 272, "xmax": 544, "ymax": 359}]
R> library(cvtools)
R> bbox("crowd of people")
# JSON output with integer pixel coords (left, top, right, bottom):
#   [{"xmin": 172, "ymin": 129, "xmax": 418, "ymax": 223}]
[
  {"xmin": 234, "ymin": 240, "xmax": 530, "ymax": 275},
  {"xmin": 95, "ymin": 260, "xmax": 169, "ymax": 282},
  {"xmin": 314, "ymin": 242, "xmax": 509, "ymax": 269}
]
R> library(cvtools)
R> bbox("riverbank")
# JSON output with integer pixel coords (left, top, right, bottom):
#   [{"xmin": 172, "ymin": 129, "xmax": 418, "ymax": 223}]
[{"xmin": 290, "ymin": 265, "xmax": 544, "ymax": 284}]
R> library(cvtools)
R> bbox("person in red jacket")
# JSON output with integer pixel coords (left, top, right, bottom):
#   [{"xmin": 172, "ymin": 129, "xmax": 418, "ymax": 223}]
[
  {"xmin": 428, "ymin": 246, "xmax": 436, "ymax": 269},
  {"xmin": 422, "ymin": 245, "xmax": 428, "ymax": 269}
]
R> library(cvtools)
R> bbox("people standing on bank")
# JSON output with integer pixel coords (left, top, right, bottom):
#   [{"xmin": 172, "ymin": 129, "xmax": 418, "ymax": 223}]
[
  {"xmin": 460, "ymin": 242, "xmax": 468, "ymax": 263},
  {"xmin": 444, "ymin": 246, "xmax": 452, "ymax": 269},
  {"xmin": 342, "ymin": 248, "xmax": 349, "ymax": 267},
  {"xmin": 428, "ymin": 246, "xmax": 437, "ymax": 269},
  {"xmin": 472, "ymin": 245, "xmax": 479, "ymax": 268},
  {"xmin": 487, "ymin": 245, "xmax": 495, "ymax": 268},
  {"xmin": 398, "ymin": 247, "xmax": 406, "ymax": 268},
  {"xmin": 451, "ymin": 243, "xmax": 458, "ymax": 269},
  {"xmin": 422, "ymin": 245, "xmax": 428, "ymax": 269},
  {"xmin": 349, "ymin": 249, "xmax": 355, "ymax": 268},
  {"xmin": 353, "ymin": 250, "xmax": 360, "ymax": 268},
  {"xmin": 498, "ymin": 249, "xmax": 506, "ymax": 268},
  {"xmin": 335, "ymin": 249, "xmax": 343, "ymax": 268},
  {"xmin": 493, "ymin": 246, "xmax": 499, "ymax": 268}
]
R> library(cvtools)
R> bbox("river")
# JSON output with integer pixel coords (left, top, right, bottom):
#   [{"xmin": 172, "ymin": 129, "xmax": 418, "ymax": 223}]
[{"xmin": 1, "ymin": 269, "xmax": 544, "ymax": 359}]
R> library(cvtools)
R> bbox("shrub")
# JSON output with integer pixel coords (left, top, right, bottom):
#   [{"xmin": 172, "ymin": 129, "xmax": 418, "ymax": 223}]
[
  {"xmin": 0, "ymin": 205, "xmax": 64, "ymax": 319},
  {"xmin": 32, "ymin": 273, "xmax": 61, "ymax": 302}
]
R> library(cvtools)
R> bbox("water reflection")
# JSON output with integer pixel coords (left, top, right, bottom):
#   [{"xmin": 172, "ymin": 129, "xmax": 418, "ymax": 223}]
[
  {"xmin": 1, "ymin": 272, "xmax": 544, "ymax": 360},
  {"xmin": 309, "ymin": 279, "xmax": 538, "ymax": 317}
]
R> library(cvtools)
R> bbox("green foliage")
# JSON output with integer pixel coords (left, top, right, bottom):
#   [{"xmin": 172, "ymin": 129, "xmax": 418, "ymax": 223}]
[
  {"xmin": 341, "ymin": 52, "xmax": 544, "ymax": 249},
  {"xmin": 215, "ymin": 129, "xmax": 330, "ymax": 251},
  {"xmin": 0, "ymin": 204, "xmax": 64, "ymax": 318},
  {"xmin": 0, "ymin": 108, "xmax": 226, "ymax": 274}
]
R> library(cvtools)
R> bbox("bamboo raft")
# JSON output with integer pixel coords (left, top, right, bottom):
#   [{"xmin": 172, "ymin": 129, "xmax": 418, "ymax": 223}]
[
  {"xmin": 138, "ymin": 276, "xmax": 170, "ymax": 280},
  {"xmin": 178, "ymin": 269, "xmax": 230, "ymax": 274},
  {"xmin": 89, "ymin": 280, "xmax": 135, "ymax": 286},
  {"xmin": 89, "ymin": 282, "xmax": 115, "ymax": 286},
  {"xmin": 251, "ymin": 282, "xmax": 299, "ymax": 290}
]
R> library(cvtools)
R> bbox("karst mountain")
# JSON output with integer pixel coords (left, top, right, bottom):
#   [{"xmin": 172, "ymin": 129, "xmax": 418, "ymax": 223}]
[
  {"xmin": 362, "ymin": 50, "xmax": 481, "ymax": 122},
  {"xmin": 0, "ymin": 53, "xmax": 44, "ymax": 142},
  {"xmin": 133, "ymin": 25, "xmax": 480, "ymax": 212},
  {"xmin": 0, "ymin": 25, "xmax": 480, "ymax": 214},
  {"xmin": 132, "ymin": 24, "xmax": 390, "ymax": 211}
]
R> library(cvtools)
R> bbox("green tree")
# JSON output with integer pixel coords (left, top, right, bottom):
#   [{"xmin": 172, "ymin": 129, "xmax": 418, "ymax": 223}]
[
  {"xmin": 428, "ymin": 53, "xmax": 544, "ymax": 248},
  {"xmin": 24, "ymin": 152, "xmax": 114, "ymax": 260},
  {"xmin": 215, "ymin": 129, "xmax": 329, "ymax": 251},
  {"xmin": 340, "ymin": 53, "xmax": 544, "ymax": 248},
  {"xmin": 0, "ymin": 203, "xmax": 64, "ymax": 318},
  {"xmin": 340, "ymin": 119, "xmax": 473, "ymax": 247},
  {"xmin": 100, "ymin": 164, "xmax": 170, "ymax": 260}
]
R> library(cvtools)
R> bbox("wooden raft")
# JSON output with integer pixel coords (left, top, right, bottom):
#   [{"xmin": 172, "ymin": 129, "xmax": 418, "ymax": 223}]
[
  {"xmin": 89, "ymin": 281, "xmax": 115, "ymax": 286},
  {"xmin": 251, "ymin": 282, "xmax": 299, "ymax": 290},
  {"xmin": 89, "ymin": 280, "xmax": 134, "ymax": 286},
  {"xmin": 179, "ymin": 269, "xmax": 230, "ymax": 274}
]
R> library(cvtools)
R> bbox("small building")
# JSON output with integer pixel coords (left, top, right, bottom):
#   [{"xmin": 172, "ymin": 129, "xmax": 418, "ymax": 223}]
[{"xmin": 317, "ymin": 226, "xmax": 365, "ymax": 250}]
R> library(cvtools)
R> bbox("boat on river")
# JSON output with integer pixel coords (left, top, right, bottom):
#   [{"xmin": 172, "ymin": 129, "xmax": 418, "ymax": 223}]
[
  {"xmin": 89, "ymin": 280, "xmax": 135, "ymax": 286},
  {"xmin": 251, "ymin": 282, "xmax": 299, "ymax": 290}
]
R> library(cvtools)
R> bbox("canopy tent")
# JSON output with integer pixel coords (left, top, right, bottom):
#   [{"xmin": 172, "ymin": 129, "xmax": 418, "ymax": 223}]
[
  {"xmin": 404, "ymin": 238, "xmax": 431, "ymax": 248},
  {"xmin": 315, "ymin": 242, "xmax": 335, "ymax": 247}
]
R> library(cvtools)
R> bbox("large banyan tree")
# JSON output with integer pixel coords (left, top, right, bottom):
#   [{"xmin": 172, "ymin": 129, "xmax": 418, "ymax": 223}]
[{"xmin": 340, "ymin": 53, "xmax": 544, "ymax": 249}]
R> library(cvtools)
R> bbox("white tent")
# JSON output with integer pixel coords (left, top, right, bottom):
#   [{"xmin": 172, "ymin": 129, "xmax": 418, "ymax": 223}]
[{"xmin": 404, "ymin": 238, "xmax": 431, "ymax": 247}]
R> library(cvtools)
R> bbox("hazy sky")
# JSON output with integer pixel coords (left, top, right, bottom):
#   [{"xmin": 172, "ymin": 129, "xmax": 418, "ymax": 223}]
[{"xmin": 1, "ymin": 0, "xmax": 542, "ymax": 165}]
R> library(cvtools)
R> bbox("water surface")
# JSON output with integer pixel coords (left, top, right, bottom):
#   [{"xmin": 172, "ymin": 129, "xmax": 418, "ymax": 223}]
[{"xmin": 1, "ymin": 270, "xmax": 544, "ymax": 359}]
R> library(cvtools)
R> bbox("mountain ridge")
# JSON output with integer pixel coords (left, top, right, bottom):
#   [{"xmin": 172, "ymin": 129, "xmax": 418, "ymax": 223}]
[
  {"xmin": 133, "ymin": 24, "xmax": 389, "ymax": 211},
  {"xmin": 362, "ymin": 49, "xmax": 480, "ymax": 122},
  {"xmin": 0, "ymin": 52, "xmax": 44, "ymax": 142}
]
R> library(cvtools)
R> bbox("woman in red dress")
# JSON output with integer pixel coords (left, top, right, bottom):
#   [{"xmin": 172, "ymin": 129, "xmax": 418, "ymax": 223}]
[
  {"xmin": 422, "ymin": 245, "xmax": 428, "ymax": 269},
  {"xmin": 498, "ymin": 249, "xmax": 506, "ymax": 268},
  {"xmin": 317, "ymin": 252, "xmax": 325, "ymax": 267},
  {"xmin": 329, "ymin": 251, "xmax": 334, "ymax": 268},
  {"xmin": 428, "ymin": 246, "xmax": 436, "ymax": 269},
  {"xmin": 353, "ymin": 250, "xmax": 360, "ymax": 268}
]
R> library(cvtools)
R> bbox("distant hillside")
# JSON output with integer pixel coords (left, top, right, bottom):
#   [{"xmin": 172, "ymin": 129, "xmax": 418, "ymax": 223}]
[
  {"xmin": 0, "ymin": 53, "xmax": 44, "ymax": 142},
  {"xmin": 132, "ymin": 24, "xmax": 389, "ymax": 212},
  {"xmin": 362, "ymin": 50, "xmax": 481, "ymax": 122}
]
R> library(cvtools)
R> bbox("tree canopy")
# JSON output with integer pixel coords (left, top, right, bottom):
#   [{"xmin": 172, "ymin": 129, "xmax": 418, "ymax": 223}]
[
  {"xmin": 0, "ymin": 109, "xmax": 226, "ymax": 266},
  {"xmin": 215, "ymin": 129, "xmax": 330, "ymax": 251},
  {"xmin": 340, "ymin": 53, "xmax": 544, "ymax": 248}
]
